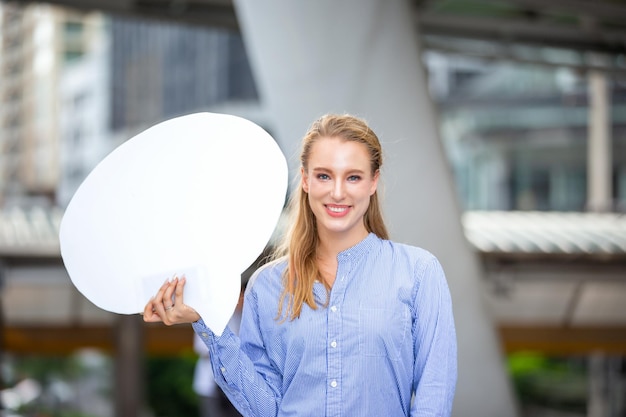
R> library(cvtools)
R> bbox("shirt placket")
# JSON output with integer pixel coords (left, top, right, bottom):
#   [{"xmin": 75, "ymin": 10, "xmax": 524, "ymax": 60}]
[{"xmin": 325, "ymin": 253, "xmax": 352, "ymax": 417}]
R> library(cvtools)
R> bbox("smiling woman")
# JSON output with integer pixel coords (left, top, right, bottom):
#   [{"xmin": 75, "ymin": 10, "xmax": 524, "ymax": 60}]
[
  {"xmin": 275, "ymin": 115, "xmax": 388, "ymax": 317},
  {"xmin": 144, "ymin": 114, "xmax": 458, "ymax": 417},
  {"xmin": 301, "ymin": 137, "xmax": 380, "ymax": 251}
]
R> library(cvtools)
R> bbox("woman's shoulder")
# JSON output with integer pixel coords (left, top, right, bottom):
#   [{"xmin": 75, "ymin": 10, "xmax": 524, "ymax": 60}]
[
  {"xmin": 245, "ymin": 257, "xmax": 287, "ymax": 296},
  {"xmin": 381, "ymin": 239, "xmax": 447, "ymax": 286},
  {"xmin": 382, "ymin": 238, "xmax": 439, "ymax": 264}
]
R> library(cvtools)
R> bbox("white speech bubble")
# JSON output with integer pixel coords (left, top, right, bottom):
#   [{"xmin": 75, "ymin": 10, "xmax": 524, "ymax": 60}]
[{"xmin": 59, "ymin": 112, "xmax": 287, "ymax": 335}]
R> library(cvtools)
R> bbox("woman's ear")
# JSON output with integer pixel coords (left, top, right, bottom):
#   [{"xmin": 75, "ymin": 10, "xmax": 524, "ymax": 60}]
[
  {"xmin": 301, "ymin": 167, "xmax": 309, "ymax": 193},
  {"xmin": 369, "ymin": 169, "xmax": 380, "ymax": 196}
]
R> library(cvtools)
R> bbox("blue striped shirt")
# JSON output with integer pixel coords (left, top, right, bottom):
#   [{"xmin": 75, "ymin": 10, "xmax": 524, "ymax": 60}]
[{"xmin": 193, "ymin": 233, "xmax": 457, "ymax": 416}]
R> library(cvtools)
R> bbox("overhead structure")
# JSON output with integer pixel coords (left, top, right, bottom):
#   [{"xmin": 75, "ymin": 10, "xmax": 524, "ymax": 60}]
[{"xmin": 7, "ymin": 0, "xmax": 626, "ymax": 72}]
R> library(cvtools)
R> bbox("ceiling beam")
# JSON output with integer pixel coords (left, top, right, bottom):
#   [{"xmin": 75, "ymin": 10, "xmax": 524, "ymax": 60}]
[
  {"xmin": 6, "ymin": 323, "xmax": 626, "ymax": 355},
  {"xmin": 493, "ymin": 0, "xmax": 626, "ymax": 23},
  {"xmin": 4, "ymin": 323, "xmax": 195, "ymax": 355},
  {"xmin": 6, "ymin": 0, "xmax": 239, "ymax": 29},
  {"xmin": 417, "ymin": 12, "xmax": 626, "ymax": 55},
  {"xmin": 6, "ymin": 0, "xmax": 626, "ymax": 55},
  {"xmin": 500, "ymin": 325, "xmax": 626, "ymax": 354},
  {"xmin": 423, "ymin": 39, "xmax": 626, "ymax": 78}
]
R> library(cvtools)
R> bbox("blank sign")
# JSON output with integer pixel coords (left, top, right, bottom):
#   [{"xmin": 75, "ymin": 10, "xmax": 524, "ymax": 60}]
[{"xmin": 60, "ymin": 112, "xmax": 288, "ymax": 334}]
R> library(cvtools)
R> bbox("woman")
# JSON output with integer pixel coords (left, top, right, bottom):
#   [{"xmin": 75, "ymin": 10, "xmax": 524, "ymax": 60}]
[{"xmin": 144, "ymin": 114, "xmax": 457, "ymax": 416}]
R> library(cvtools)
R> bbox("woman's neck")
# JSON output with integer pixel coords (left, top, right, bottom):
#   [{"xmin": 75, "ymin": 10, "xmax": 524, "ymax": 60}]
[{"xmin": 316, "ymin": 228, "xmax": 368, "ymax": 260}]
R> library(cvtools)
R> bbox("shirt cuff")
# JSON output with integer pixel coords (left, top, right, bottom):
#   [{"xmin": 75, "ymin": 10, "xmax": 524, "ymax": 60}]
[
  {"xmin": 192, "ymin": 319, "xmax": 240, "ymax": 384},
  {"xmin": 192, "ymin": 318, "xmax": 215, "ymax": 342}
]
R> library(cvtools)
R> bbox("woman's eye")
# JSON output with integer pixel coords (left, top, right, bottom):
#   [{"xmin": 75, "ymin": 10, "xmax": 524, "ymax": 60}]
[
  {"xmin": 348, "ymin": 175, "xmax": 361, "ymax": 182},
  {"xmin": 317, "ymin": 173, "xmax": 330, "ymax": 180}
]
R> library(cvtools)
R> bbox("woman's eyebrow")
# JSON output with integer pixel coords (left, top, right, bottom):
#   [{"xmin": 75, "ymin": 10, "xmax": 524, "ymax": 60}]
[{"xmin": 311, "ymin": 167, "xmax": 366, "ymax": 174}]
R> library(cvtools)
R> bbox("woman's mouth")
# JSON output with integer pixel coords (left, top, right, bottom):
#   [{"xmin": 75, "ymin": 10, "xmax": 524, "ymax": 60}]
[{"xmin": 325, "ymin": 204, "xmax": 350, "ymax": 217}]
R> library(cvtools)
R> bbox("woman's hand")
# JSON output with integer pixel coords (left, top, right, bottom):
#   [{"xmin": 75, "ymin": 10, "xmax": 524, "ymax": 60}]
[{"xmin": 143, "ymin": 276, "xmax": 201, "ymax": 325}]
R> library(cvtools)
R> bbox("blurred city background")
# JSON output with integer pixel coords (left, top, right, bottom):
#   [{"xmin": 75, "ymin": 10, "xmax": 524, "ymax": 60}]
[{"xmin": 0, "ymin": 0, "xmax": 625, "ymax": 416}]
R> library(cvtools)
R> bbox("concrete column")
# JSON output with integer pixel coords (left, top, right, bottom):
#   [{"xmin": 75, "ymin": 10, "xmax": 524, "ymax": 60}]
[
  {"xmin": 587, "ymin": 67, "xmax": 612, "ymax": 212},
  {"xmin": 233, "ymin": 1, "xmax": 518, "ymax": 416},
  {"xmin": 0, "ymin": 263, "xmax": 6, "ymax": 396},
  {"xmin": 114, "ymin": 315, "xmax": 144, "ymax": 417},
  {"xmin": 588, "ymin": 353, "xmax": 609, "ymax": 417}
]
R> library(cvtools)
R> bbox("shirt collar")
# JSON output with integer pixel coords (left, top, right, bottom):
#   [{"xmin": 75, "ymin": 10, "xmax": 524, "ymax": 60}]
[{"xmin": 337, "ymin": 233, "xmax": 380, "ymax": 263}]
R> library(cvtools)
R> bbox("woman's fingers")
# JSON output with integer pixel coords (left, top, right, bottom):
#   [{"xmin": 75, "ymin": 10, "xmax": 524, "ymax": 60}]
[
  {"xmin": 143, "ymin": 278, "xmax": 174, "ymax": 323},
  {"xmin": 174, "ymin": 276, "xmax": 185, "ymax": 304},
  {"xmin": 142, "ymin": 297, "xmax": 160, "ymax": 322},
  {"xmin": 167, "ymin": 277, "xmax": 201, "ymax": 324},
  {"xmin": 163, "ymin": 277, "xmax": 177, "ymax": 309},
  {"xmin": 142, "ymin": 276, "xmax": 200, "ymax": 325}
]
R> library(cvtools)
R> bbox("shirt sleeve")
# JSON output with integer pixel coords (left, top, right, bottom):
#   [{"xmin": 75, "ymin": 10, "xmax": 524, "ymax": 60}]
[
  {"xmin": 410, "ymin": 255, "xmax": 458, "ymax": 417},
  {"xmin": 192, "ymin": 285, "xmax": 283, "ymax": 416}
]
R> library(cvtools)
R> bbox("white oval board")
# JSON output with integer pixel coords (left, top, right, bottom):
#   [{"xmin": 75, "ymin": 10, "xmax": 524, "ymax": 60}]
[{"xmin": 59, "ymin": 112, "xmax": 287, "ymax": 335}]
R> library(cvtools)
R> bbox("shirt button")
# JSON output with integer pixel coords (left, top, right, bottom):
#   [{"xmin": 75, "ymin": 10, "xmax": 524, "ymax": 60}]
[
  {"xmin": 330, "ymin": 380, "xmax": 338, "ymax": 388},
  {"xmin": 201, "ymin": 332, "xmax": 209, "ymax": 338},
  {"xmin": 331, "ymin": 341, "xmax": 337, "ymax": 348},
  {"xmin": 220, "ymin": 367, "xmax": 226, "ymax": 373},
  {"xmin": 330, "ymin": 305, "xmax": 337, "ymax": 312}
]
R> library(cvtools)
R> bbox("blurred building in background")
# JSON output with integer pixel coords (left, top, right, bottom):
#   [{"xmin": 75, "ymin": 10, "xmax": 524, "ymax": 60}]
[
  {"xmin": 59, "ymin": 12, "xmax": 258, "ymax": 207},
  {"xmin": 426, "ymin": 51, "xmax": 626, "ymax": 212},
  {"xmin": 109, "ymin": 16, "xmax": 256, "ymax": 131},
  {"xmin": 57, "ymin": 11, "xmax": 110, "ymax": 207},
  {"xmin": 425, "ymin": 50, "xmax": 626, "ymax": 417},
  {"xmin": 0, "ymin": 3, "xmax": 101, "ymax": 208},
  {"xmin": 0, "ymin": 2, "xmax": 258, "ymax": 208}
]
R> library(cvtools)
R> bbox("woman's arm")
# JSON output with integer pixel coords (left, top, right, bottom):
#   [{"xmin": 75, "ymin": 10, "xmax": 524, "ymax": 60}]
[
  {"xmin": 143, "ymin": 278, "xmax": 283, "ymax": 416},
  {"xmin": 410, "ymin": 257, "xmax": 458, "ymax": 417}
]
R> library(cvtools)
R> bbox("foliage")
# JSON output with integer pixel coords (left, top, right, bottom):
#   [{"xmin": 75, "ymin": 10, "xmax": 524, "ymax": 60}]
[
  {"xmin": 145, "ymin": 351, "xmax": 200, "ymax": 417},
  {"xmin": 11, "ymin": 355, "xmax": 85, "ymax": 384},
  {"xmin": 16, "ymin": 406, "xmax": 102, "ymax": 417},
  {"xmin": 508, "ymin": 352, "xmax": 587, "ymax": 414},
  {"xmin": 7, "ymin": 351, "xmax": 202, "ymax": 417},
  {"xmin": 8, "ymin": 353, "xmax": 110, "ymax": 417}
]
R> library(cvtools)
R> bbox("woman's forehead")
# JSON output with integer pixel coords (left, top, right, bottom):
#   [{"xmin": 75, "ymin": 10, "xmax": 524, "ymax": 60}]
[{"xmin": 307, "ymin": 137, "xmax": 371, "ymax": 169}]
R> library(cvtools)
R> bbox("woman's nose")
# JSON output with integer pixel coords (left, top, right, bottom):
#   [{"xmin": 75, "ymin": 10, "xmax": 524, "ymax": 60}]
[{"xmin": 331, "ymin": 180, "xmax": 346, "ymax": 200}]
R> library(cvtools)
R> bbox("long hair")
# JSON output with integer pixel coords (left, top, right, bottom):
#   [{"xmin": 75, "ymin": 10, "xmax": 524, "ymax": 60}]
[{"xmin": 273, "ymin": 114, "xmax": 389, "ymax": 321}]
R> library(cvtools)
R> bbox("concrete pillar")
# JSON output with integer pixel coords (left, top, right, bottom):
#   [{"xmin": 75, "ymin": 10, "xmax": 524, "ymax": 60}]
[
  {"xmin": 0, "ymin": 263, "xmax": 6, "ymax": 396},
  {"xmin": 587, "ymin": 67, "xmax": 612, "ymax": 212},
  {"xmin": 588, "ymin": 353, "xmax": 609, "ymax": 417},
  {"xmin": 114, "ymin": 315, "xmax": 144, "ymax": 417},
  {"xmin": 233, "ymin": 1, "xmax": 519, "ymax": 416}
]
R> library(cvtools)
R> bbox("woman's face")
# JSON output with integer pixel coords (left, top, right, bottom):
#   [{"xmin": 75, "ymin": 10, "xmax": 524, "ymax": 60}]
[{"xmin": 302, "ymin": 136, "xmax": 379, "ymax": 242}]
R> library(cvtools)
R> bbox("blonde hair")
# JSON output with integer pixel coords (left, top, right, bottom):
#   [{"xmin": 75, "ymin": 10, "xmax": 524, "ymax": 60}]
[{"xmin": 274, "ymin": 114, "xmax": 389, "ymax": 321}]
